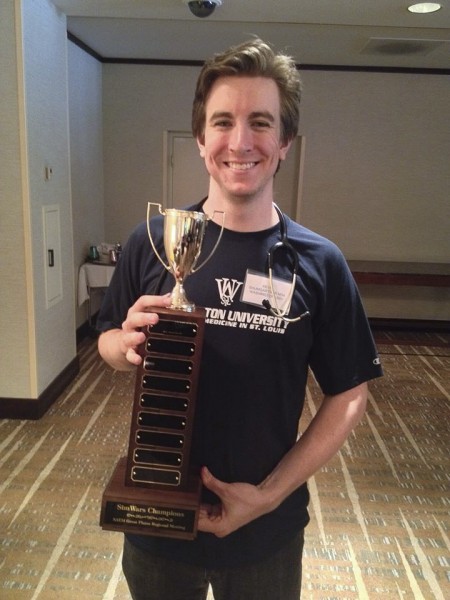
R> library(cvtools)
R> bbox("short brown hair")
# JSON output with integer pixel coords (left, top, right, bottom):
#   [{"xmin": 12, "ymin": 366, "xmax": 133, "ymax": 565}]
[{"xmin": 192, "ymin": 38, "xmax": 302, "ymax": 145}]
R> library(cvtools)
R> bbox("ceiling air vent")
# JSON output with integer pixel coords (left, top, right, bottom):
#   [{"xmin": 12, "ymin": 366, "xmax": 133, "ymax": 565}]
[{"xmin": 360, "ymin": 37, "xmax": 445, "ymax": 56}]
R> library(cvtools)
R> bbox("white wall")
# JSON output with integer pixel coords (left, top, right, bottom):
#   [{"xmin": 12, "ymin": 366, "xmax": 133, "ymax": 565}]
[
  {"xmin": 102, "ymin": 64, "xmax": 200, "ymax": 243},
  {"xmin": 68, "ymin": 41, "xmax": 104, "ymax": 328},
  {"xmin": 0, "ymin": 0, "xmax": 76, "ymax": 400},
  {"xmin": 0, "ymin": 0, "xmax": 32, "ymax": 394},
  {"xmin": 299, "ymin": 70, "xmax": 449, "ymax": 263},
  {"xmin": 22, "ymin": 0, "xmax": 76, "ymax": 393}
]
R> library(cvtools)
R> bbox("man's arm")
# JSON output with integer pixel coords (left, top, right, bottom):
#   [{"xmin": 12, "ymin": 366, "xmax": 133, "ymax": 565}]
[
  {"xmin": 198, "ymin": 382, "xmax": 368, "ymax": 537},
  {"xmin": 98, "ymin": 294, "xmax": 172, "ymax": 371}
]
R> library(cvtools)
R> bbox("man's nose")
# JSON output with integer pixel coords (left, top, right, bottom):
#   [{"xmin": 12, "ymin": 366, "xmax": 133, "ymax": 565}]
[{"xmin": 228, "ymin": 123, "xmax": 253, "ymax": 153}]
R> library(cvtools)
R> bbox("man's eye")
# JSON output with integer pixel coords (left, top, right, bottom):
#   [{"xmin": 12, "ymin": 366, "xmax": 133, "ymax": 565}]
[
  {"xmin": 253, "ymin": 121, "xmax": 271, "ymax": 128},
  {"xmin": 214, "ymin": 120, "xmax": 232, "ymax": 128}
]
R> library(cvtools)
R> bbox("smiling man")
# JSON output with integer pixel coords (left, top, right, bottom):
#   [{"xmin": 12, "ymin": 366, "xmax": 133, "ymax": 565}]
[{"xmin": 97, "ymin": 38, "xmax": 382, "ymax": 600}]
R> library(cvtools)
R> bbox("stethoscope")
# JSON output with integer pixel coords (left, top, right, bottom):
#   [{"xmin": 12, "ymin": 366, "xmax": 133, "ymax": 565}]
[{"xmin": 262, "ymin": 203, "xmax": 310, "ymax": 323}]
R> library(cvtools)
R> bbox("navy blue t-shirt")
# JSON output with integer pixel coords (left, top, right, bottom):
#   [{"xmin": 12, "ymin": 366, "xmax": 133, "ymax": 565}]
[{"xmin": 97, "ymin": 206, "xmax": 382, "ymax": 568}]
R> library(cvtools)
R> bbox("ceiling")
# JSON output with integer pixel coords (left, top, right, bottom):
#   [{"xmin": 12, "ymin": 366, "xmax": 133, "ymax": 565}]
[{"xmin": 52, "ymin": 0, "xmax": 450, "ymax": 70}]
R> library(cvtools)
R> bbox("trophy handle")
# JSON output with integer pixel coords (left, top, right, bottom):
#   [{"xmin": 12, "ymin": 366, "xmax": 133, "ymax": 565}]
[
  {"xmin": 146, "ymin": 202, "xmax": 171, "ymax": 273},
  {"xmin": 192, "ymin": 210, "xmax": 225, "ymax": 273}
]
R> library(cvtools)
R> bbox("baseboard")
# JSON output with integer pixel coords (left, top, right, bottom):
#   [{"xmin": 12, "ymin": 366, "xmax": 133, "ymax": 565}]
[
  {"xmin": 0, "ymin": 355, "xmax": 80, "ymax": 420},
  {"xmin": 369, "ymin": 317, "xmax": 449, "ymax": 333}
]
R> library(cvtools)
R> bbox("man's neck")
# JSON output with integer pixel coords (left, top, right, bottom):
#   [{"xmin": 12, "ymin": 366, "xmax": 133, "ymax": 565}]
[{"xmin": 203, "ymin": 193, "xmax": 278, "ymax": 233}]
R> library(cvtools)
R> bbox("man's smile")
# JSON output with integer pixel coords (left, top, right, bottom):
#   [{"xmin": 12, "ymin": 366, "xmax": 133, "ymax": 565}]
[{"xmin": 225, "ymin": 161, "xmax": 258, "ymax": 171}]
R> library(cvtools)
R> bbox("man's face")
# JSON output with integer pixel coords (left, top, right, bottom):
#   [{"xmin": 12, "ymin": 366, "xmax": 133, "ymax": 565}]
[{"xmin": 197, "ymin": 76, "xmax": 291, "ymax": 202}]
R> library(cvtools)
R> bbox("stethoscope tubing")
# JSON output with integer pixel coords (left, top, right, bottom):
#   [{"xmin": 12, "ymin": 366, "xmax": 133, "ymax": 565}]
[{"xmin": 265, "ymin": 204, "xmax": 310, "ymax": 323}]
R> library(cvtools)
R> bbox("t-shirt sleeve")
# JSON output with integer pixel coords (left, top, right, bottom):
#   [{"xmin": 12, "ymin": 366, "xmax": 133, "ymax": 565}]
[{"xmin": 308, "ymin": 246, "xmax": 382, "ymax": 395}]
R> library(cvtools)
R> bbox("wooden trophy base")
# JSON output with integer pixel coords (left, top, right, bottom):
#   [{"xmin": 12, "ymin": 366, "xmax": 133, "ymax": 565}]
[{"xmin": 100, "ymin": 457, "xmax": 202, "ymax": 540}]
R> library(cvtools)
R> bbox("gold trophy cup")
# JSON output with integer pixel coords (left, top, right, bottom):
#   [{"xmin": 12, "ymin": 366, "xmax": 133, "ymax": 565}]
[{"xmin": 146, "ymin": 203, "xmax": 224, "ymax": 311}]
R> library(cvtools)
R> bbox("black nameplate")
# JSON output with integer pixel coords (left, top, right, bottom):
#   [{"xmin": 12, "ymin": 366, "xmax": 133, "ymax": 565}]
[
  {"xmin": 140, "ymin": 393, "xmax": 189, "ymax": 412},
  {"xmin": 150, "ymin": 320, "xmax": 198, "ymax": 337},
  {"xmin": 132, "ymin": 467, "xmax": 181, "ymax": 486},
  {"xmin": 146, "ymin": 339, "xmax": 196, "ymax": 356},
  {"xmin": 134, "ymin": 449, "xmax": 183, "ymax": 467},
  {"xmin": 136, "ymin": 430, "xmax": 184, "ymax": 449},
  {"xmin": 143, "ymin": 357, "xmax": 193, "ymax": 375},
  {"xmin": 142, "ymin": 375, "xmax": 190, "ymax": 393},
  {"xmin": 137, "ymin": 412, "xmax": 187, "ymax": 430}
]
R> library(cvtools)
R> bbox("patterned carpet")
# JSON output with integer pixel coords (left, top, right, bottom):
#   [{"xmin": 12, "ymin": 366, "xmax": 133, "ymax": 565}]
[{"xmin": 0, "ymin": 331, "xmax": 449, "ymax": 599}]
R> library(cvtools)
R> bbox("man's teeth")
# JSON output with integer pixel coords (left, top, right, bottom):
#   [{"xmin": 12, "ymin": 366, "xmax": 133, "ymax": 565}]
[{"xmin": 227, "ymin": 162, "xmax": 256, "ymax": 170}]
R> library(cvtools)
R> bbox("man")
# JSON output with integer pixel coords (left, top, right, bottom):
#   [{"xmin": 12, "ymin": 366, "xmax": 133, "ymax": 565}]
[{"xmin": 97, "ymin": 38, "xmax": 382, "ymax": 600}]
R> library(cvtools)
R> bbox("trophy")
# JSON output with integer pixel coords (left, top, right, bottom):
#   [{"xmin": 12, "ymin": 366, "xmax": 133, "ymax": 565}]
[{"xmin": 100, "ymin": 203, "xmax": 224, "ymax": 540}]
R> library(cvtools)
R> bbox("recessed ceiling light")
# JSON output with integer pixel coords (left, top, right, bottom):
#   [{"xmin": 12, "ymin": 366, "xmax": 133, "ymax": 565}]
[{"xmin": 408, "ymin": 3, "xmax": 442, "ymax": 13}]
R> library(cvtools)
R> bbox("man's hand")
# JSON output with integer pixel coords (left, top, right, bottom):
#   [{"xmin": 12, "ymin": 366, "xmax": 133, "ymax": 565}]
[
  {"xmin": 197, "ymin": 467, "xmax": 273, "ymax": 538},
  {"xmin": 98, "ymin": 294, "xmax": 172, "ymax": 370}
]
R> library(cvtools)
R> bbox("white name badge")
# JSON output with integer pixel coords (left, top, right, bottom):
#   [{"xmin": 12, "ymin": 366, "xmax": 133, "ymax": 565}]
[{"xmin": 241, "ymin": 269, "xmax": 292, "ymax": 311}]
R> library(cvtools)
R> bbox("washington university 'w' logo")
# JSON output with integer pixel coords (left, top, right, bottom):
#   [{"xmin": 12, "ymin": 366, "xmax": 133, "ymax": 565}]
[{"xmin": 216, "ymin": 278, "xmax": 243, "ymax": 306}]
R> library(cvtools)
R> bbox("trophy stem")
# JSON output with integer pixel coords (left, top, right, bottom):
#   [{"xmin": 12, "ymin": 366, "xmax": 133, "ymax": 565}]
[{"xmin": 170, "ymin": 281, "xmax": 195, "ymax": 312}]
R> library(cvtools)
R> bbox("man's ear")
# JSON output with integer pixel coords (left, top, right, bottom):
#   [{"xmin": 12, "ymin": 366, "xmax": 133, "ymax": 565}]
[
  {"xmin": 279, "ymin": 138, "xmax": 293, "ymax": 162},
  {"xmin": 197, "ymin": 136, "xmax": 206, "ymax": 158}
]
